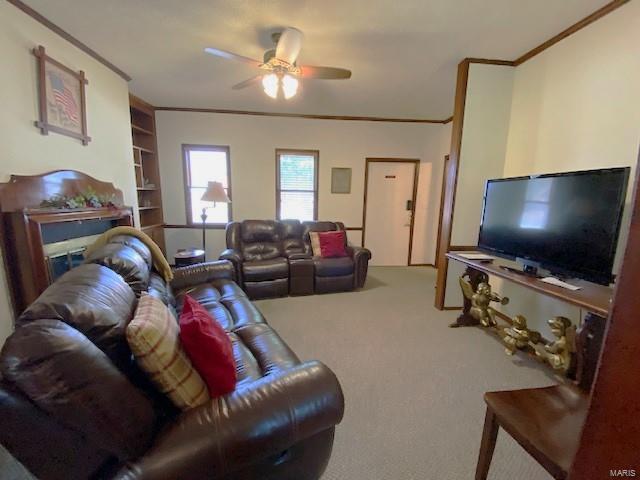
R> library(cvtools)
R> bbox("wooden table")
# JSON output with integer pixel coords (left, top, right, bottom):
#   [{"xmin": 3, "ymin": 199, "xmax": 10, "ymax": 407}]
[
  {"xmin": 174, "ymin": 248, "xmax": 206, "ymax": 267},
  {"xmin": 446, "ymin": 251, "xmax": 612, "ymax": 390},
  {"xmin": 446, "ymin": 252, "xmax": 612, "ymax": 317}
]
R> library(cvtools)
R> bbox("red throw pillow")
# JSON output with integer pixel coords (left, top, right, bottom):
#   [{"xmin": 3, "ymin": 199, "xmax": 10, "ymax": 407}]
[
  {"xmin": 179, "ymin": 295, "xmax": 236, "ymax": 397},
  {"xmin": 317, "ymin": 231, "xmax": 348, "ymax": 258}
]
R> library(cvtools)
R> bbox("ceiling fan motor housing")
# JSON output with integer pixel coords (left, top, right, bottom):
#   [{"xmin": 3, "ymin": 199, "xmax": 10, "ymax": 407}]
[{"xmin": 263, "ymin": 49, "xmax": 276, "ymax": 64}]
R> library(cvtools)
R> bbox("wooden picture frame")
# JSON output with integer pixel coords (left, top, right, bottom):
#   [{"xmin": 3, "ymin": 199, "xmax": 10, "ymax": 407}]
[
  {"xmin": 33, "ymin": 45, "xmax": 91, "ymax": 145},
  {"xmin": 331, "ymin": 167, "xmax": 352, "ymax": 194}
]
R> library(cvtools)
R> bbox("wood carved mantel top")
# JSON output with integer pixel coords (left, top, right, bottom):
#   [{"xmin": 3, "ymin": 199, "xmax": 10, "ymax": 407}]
[
  {"xmin": 447, "ymin": 251, "xmax": 613, "ymax": 317},
  {"xmin": 0, "ymin": 170, "xmax": 125, "ymax": 213}
]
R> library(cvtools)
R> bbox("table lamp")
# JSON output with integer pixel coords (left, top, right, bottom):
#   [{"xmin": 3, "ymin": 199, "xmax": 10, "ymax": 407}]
[{"xmin": 200, "ymin": 181, "xmax": 230, "ymax": 255}]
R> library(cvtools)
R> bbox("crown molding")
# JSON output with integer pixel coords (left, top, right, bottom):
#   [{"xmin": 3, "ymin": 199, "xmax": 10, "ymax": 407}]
[
  {"xmin": 462, "ymin": 1, "xmax": 629, "ymax": 70},
  {"xmin": 513, "ymin": 0, "xmax": 630, "ymax": 66},
  {"xmin": 7, "ymin": 0, "xmax": 131, "ymax": 81},
  {"xmin": 154, "ymin": 107, "xmax": 450, "ymax": 124}
]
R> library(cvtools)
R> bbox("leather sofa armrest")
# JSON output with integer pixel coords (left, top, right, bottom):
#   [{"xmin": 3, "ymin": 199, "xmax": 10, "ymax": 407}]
[
  {"xmin": 113, "ymin": 361, "xmax": 344, "ymax": 480},
  {"xmin": 171, "ymin": 260, "xmax": 236, "ymax": 290},
  {"xmin": 287, "ymin": 252, "xmax": 312, "ymax": 260},
  {"xmin": 219, "ymin": 248, "xmax": 243, "ymax": 285},
  {"xmin": 347, "ymin": 246, "xmax": 371, "ymax": 289}
]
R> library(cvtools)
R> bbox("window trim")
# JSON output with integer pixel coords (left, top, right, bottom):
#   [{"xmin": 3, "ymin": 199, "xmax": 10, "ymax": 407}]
[
  {"xmin": 275, "ymin": 148, "xmax": 319, "ymax": 221},
  {"xmin": 182, "ymin": 144, "xmax": 232, "ymax": 228}
]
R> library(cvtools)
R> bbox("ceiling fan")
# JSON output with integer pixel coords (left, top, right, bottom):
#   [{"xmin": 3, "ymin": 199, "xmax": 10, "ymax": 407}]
[{"xmin": 204, "ymin": 27, "xmax": 352, "ymax": 100}]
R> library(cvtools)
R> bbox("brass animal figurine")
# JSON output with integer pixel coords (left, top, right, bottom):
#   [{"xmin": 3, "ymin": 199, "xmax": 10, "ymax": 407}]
[
  {"xmin": 534, "ymin": 316, "xmax": 575, "ymax": 372},
  {"xmin": 503, "ymin": 315, "xmax": 542, "ymax": 355},
  {"xmin": 459, "ymin": 279, "xmax": 509, "ymax": 327}
]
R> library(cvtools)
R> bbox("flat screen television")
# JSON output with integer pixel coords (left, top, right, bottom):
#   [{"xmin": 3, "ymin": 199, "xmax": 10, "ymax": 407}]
[{"xmin": 477, "ymin": 167, "xmax": 630, "ymax": 285}]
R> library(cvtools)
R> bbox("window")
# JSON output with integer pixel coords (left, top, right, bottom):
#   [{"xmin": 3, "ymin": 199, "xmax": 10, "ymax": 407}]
[
  {"xmin": 276, "ymin": 149, "xmax": 319, "ymax": 221},
  {"xmin": 183, "ymin": 144, "xmax": 232, "ymax": 225}
]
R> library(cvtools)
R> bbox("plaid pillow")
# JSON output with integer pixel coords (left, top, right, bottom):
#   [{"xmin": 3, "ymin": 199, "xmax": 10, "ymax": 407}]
[
  {"xmin": 309, "ymin": 231, "xmax": 322, "ymax": 256},
  {"xmin": 127, "ymin": 294, "xmax": 209, "ymax": 410}
]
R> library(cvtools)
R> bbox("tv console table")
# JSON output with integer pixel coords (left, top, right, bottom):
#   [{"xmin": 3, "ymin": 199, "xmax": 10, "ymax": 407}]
[{"xmin": 446, "ymin": 251, "xmax": 612, "ymax": 390}]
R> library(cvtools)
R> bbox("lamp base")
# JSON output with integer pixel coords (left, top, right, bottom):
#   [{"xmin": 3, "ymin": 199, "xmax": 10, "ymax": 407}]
[{"xmin": 201, "ymin": 208, "xmax": 207, "ymax": 260}]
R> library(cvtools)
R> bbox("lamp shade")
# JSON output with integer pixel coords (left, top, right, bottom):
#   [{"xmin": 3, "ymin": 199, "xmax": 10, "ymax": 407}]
[{"xmin": 200, "ymin": 181, "xmax": 230, "ymax": 203}]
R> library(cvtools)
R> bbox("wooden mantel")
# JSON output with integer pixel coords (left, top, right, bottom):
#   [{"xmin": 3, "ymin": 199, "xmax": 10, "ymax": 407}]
[
  {"xmin": 0, "ymin": 170, "xmax": 132, "ymax": 314},
  {"xmin": 0, "ymin": 169, "xmax": 125, "ymax": 212}
]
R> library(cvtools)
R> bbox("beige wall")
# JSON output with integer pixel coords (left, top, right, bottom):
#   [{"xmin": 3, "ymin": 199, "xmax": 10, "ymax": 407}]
[
  {"xmin": 450, "ymin": 64, "xmax": 514, "ymax": 245},
  {"xmin": 156, "ymin": 110, "xmax": 451, "ymax": 265},
  {"xmin": 445, "ymin": 2, "xmax": 640, "ymax": 330},
  {"xmin": 0, "ymin": 2, "xmax": 136, "ymax": 345},
  {"xmin": 494, "ymin": 0, "xmax": 640, "ymax": 329}
]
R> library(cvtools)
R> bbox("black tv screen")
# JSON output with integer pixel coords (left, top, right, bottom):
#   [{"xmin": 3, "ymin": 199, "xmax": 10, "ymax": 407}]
[{"xmin": 478, "ymin": 167, "xmax": 630, "ymax": 285}]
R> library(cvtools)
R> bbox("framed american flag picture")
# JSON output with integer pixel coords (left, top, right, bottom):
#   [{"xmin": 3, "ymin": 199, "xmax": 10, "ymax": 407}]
[{"xmin": 33, "ymin": 46, "xmax": 91, "ymax": 145}]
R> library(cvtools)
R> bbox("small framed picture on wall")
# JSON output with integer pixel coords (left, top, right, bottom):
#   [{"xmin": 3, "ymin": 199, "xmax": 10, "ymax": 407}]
[
  {"xmin": 33, "ymin": 45, "xmax": 91, "ymax": 145},
  {"xmin": 331, "ymin": 167, "xmax": 352, "ymax": 194}
]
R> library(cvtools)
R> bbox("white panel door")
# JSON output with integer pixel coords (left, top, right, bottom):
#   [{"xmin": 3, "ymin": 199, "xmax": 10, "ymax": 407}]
[{"xmin": 364, "ymin": 161, "xmax": 416, "ymax": 266}]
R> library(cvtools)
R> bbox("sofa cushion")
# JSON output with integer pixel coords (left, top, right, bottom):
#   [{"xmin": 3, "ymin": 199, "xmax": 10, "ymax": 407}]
[
  {"xmin": 243, "ymin": 257, "xmax": 289, "ymax": 282},
  {"xmin": 318, "ymin": 231, "xmax": 348, "ymax": 258},
  {"xmin": 147, "ymin": 272, "xmax": 175, "ymax": 307},
  {"xmin": 280, "ymin": 219, "xmax": 305, "ymax": 255},
  {"xmin": 313, "ymin": 257, "xmax": 354, "ymax": 277},
  {"xmin": 240, "ymin": 220, "xmax": 280, "ymax": 243},
  {"xmin": 235, "ymin": 323, "xmax": 300, "ymax": 375},
  {"xmin": 107, "ymin": 234, "xmax": 153, "ymax": 268},
  {"xmin": 127, "ymin": 294, "xmax": 210, "ymax": 410},
  {"xmin": 0, "ymin": 319, "xmax": 157, "ymax": 461},
  {"xmin": 18, "ymin": 264, "xmax": 136, "ymax": 372},
  {"xmin": 240, "ymin": 220, "xmax": 282, "ymax": 261},
  {"xmin": 179, "ymin": 295, "xmax": 236, "ymax": 397},
  {"xmin": 302, "ymin": 221, "xmax": 343, "ymax": 256},
  {"xmin": 83, "ymin": 243, "xmax": 150, "ymax": 295},
  {"xmin": 174, "ymin": 279, "xmax": 265, "ymax": 332}
]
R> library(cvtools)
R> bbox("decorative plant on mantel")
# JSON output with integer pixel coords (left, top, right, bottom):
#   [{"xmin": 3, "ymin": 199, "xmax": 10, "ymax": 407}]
[{"xmin": 40, "ymin": 187, "xmax": 120, "ymax": 209}]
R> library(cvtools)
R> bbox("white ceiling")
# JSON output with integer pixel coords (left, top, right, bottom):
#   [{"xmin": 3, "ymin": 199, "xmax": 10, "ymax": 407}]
[{"xmin": 23, "ymin": 0, "xmax": 607, "ymax": 119}]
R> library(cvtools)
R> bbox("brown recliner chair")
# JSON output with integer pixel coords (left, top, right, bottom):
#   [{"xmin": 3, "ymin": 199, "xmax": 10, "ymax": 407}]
[
  {"xmin": 302, "ymin": 221, "xmax": 371, "ymax": 294},
  {"xmin": 220, "ymin": 220, "xmax": 291, "ymax": 299},
  {"xmin": 0, "ymin": 234, "xmax": 344, "ymax": 480}
]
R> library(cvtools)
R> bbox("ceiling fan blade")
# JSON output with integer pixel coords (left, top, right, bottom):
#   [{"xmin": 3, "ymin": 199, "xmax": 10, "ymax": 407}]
[
  {"xmin": 204, "ymin": 47, "xmax": 262, "ymax": 67},
  {"xmin": 298, "ymin": 65, "xmax": 352, "ymax": 80},
  {"xmin": 232, "ymin": 75, "xmax": 263, "ymax": 90},
  {"xmin": 275, "ymin": 27, "xmax": 304, "ymax": 64}
]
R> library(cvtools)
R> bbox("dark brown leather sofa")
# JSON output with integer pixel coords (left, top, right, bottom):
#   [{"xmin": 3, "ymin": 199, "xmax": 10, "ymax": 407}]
[
  {"xmin": 0, "ymin": 234, "xmax": 344, "ymax": 480},
  {"xmin": 220, "ymin": 220, "xmax": 371, "ymax": 299}
]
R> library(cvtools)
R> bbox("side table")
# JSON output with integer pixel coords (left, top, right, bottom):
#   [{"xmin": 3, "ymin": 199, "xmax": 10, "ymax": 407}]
[{"xmin": 174, "ymin": 248, "xmax": 205, "ymax": 267}]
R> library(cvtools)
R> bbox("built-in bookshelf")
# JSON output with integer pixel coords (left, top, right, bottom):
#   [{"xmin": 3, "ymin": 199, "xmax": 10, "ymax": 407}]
[{"xmin": 129, "ymin": 94, "xmax": 165, "ymax": 253}]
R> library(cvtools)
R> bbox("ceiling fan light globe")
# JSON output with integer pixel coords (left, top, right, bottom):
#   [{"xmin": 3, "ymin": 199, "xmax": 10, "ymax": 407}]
[
  {"xmin": 262, "ymin": 73, "xmax": 279, "ymax": 99},
  {"xmin": 282, "ymin": 74, "xmax": 299, "ymax": 99}
]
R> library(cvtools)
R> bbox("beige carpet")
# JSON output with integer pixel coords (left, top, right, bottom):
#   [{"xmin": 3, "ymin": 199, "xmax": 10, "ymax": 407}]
[{"xmin": 256, "ymin": 267, "xmax": 557, "ymax": 480}]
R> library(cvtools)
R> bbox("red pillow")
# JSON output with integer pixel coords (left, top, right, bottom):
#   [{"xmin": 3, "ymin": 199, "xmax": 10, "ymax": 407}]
[
  {"xmin": 179, "ymin": 295, "xmax": 236, "ymax": 397},
  {"xmin": 317, "ymin": 231, "xmax": 348, "ymax": 258}
]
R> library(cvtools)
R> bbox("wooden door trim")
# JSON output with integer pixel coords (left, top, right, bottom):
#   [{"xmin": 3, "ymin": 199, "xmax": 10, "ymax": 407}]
[
  {"xmin": 435, "ymin": 154, "xmax": 450, "ymax": 262},
  {"xmin": 434, "ymin": 59, "xmax": 470, "ymax": 309},
  {"xmin": 362, "ymin": 158, "xmax": 420, "ymax": 266}
]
